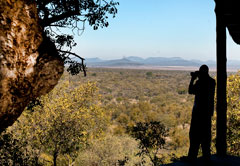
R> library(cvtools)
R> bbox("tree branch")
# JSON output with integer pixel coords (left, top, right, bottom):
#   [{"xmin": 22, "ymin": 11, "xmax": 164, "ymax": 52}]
[
  {"xmin": 57, "ymin": 50, "xmax": 85, "ymax": 61},
  {"xmin": 41, "ymin": 0, "xmax": 80, "ymax": 27},
  {"xmin": 41, "ymin": 10, "xmax": 79, "ymax": 27},
  {"xmin": 57, "ymin": 50, "xmax": 86, "ymax": 76}
]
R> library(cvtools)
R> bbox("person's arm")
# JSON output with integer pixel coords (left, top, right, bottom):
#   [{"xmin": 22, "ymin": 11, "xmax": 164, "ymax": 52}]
[{"xmin": 188, "ymin": 75, "xmax": 197, "ymax": 94}]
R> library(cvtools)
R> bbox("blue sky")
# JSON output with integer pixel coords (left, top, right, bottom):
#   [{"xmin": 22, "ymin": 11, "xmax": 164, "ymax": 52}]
[{"xmin": 70, "ymin": 0, "xmax": 240, "ymax": 61}]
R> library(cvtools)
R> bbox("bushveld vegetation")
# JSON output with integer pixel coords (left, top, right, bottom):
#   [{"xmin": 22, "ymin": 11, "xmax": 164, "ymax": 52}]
[{"xmin": 0, "ymin": 68, "xmax": 239, "ymax": 165}]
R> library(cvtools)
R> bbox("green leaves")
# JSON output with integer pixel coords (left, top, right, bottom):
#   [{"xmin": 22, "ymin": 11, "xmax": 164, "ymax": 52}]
[
  {"xmin": 128, "ymin": 121, "xmax": 168, "ymax": 165},
  {"xmin": 226, "ymin": 71, "xmax": 240, "ymax": 156},
  {"xmin": 128, "ymin": 121, "xmax": 168, "ymax": 150},
  {"xmin": 0, "ymin": 131, "xmax": 37, "ymax": 165},
  {"xmin": 37, "ymin": 0, "xmax": 119, "ymax": 76},
  {"xmin": 8, "ymin": 81, "xmax": 110, "ymax": 165}
]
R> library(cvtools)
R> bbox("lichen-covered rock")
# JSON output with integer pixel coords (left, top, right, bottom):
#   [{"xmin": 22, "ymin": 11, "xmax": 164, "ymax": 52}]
[{"xmin": 0, "ymin": 0, "xmax": 64, "ymax": 132}]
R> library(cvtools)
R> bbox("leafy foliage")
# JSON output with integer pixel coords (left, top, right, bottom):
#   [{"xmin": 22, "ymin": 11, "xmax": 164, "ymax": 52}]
[
  {"xmin": 76, "ymin": 135, "xmax": 146, "ymax": 166},
  {"xmin": 128, "ymin": 121, "xmax": 168, "ymax": 165},
  {"xmin": 37, "ymin": 0, "xmax": 119, "ymax": 29},
  {"xmin": 146, "ymin": 72, "xmax": 153, "ymax": 77},
  {"xmin": 0, "ymin": 131, "xmax": 38, "ymax": 166},
  {"xmin": 226, "ymin": 71, "xmax": 240, "ymax": 156},
  {"xmin": 5, "ymin": 69, "xmax": 235, "ymax": 165},
  {"xmin": 9, "ymin": 81, "xmax": 110, "ymax": 165},
  {"xmin": 36, "ymin": 0, "xmax": 119, "ymax": 75}
]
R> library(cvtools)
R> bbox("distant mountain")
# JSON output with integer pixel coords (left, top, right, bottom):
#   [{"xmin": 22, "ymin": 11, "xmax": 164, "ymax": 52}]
[
  {"xmin": 143, "ymin": 57, "xmax": 199, "ymax": 66},
  {"xmin": 126, "ymin": 56, "xmax": 144, "ymax": 62},
  {"xmin": 191, "ymin": 59, "xmax": 216, "ymax": 67},
  {"xmin": 98, "ymin": 58, "xmax": 143, "ymax": 66},
  {"xmin": 228, "ymin": 60, "xmax": 240, "ymax": 67},
  {"xmin": 86, "ymin": 58, "xmax": 143, "ymax": 67},
  {"xmin": 85, "ymin": 58, "xmax": 104, "ymax": 63},
  {"xmin": 84, "ymin": 56, "xmax": 240, "ymax": 69},
  {"xmin": 191, "ymin": 59, "xmax": 240, "ymax": 69}
]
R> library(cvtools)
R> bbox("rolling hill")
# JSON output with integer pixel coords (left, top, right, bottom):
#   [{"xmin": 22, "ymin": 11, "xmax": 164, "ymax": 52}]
[{"xmin": 85, "ymin": 56, "xmax": 240, "ymax": 70}]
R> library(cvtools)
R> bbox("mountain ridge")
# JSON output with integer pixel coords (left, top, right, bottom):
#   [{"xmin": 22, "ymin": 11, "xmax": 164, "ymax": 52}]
[{"xmin": 85, "ymin": 56, "xmax": 240, "ymax": 69}]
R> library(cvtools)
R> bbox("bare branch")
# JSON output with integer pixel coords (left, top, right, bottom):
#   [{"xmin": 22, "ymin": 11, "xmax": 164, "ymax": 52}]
[
  {"xmin": 58, "ymin": 50, "xmax": 87, "ymax": 76},
  {"xmin": 57, "ymin": 50, "xmax": 85, "ymax": 61}
]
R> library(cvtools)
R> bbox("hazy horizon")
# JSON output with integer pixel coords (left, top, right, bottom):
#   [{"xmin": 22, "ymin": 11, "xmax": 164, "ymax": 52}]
[
  {"xmin": 84, "ymin": 56, "xmax": 240, "ymax": 62},
  {"xmin": 67, "ymin": 0, "xmax": 240, "ymax": 61}
]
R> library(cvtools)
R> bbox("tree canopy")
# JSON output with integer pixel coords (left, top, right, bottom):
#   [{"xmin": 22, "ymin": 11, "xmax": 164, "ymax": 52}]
[
  {"xmin": 0, "ymin": 0, "xmax": 119, "ymax": 134},
  {"xmin": 36, "ymin": 0, "xmax": 119, "ymax": 75}
]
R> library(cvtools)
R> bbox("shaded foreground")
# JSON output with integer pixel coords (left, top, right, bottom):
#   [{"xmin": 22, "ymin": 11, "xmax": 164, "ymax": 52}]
[{"xmin": 162, "ymin": 155, "xmax": 240, "ymax": 166}]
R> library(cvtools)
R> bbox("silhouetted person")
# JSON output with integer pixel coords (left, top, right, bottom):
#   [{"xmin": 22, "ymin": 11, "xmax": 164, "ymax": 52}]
[{"xmin": 187, "ymin": 65, "xmax": 216, "ymax": 161}]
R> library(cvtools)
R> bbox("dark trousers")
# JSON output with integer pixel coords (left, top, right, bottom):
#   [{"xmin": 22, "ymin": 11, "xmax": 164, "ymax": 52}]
[{"xmin": 188, "ymin": 111, "xmax": 212, "ymax": 159}]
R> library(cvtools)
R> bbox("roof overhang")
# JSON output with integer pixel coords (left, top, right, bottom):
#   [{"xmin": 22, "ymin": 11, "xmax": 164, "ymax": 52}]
[{"xmin": 215, "ymin": 0, "xmax": 240, "ymax": 44}]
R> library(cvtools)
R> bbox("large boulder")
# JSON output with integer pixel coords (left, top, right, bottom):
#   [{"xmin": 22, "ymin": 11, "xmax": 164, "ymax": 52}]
[{"xmin": 0, "ymin": 0, "xmax": 64, "ymax": 132}]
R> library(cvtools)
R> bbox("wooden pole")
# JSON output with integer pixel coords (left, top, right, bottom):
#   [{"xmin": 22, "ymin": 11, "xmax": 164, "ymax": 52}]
[{"xmin": 215, "ymin": 2, "xmax": 227, "ymax": 156}]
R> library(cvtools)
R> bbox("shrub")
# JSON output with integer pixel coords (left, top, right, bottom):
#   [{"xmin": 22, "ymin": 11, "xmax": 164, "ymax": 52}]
[
  {"xmin": 146, "ymin": 72, "xmax": 153, "ymax": 77},
  {"xmin": 75, "ymin": 134, "xmax": 148, "ymax": 166},
  {"xmin": 128, "ymin": 121, "xmax": 168, "ymax": 166}
]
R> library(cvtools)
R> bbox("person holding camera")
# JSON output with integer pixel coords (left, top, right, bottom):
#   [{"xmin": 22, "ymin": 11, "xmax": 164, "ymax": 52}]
[{"xmin": 184, "ymin": 65, "xmax": 216, "ymax": 162}]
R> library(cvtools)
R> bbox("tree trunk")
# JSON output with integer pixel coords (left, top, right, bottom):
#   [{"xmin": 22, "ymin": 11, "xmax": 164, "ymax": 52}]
[
  {"xmin": 215, "ymin": 2, "xmax": 227, "ymax": 156},
  {"xmin": 53, "ymin": 151, "xmax": 58, "ymax": 166},
  {"xmin": 0, "ymin": 0, "xmax": 64, "ymax": 132}
]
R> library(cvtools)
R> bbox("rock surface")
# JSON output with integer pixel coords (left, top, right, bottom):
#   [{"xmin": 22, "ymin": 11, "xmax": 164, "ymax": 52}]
[{"xmin": 0, "ymin": 0, "xmax": 64, "ymax": 132}]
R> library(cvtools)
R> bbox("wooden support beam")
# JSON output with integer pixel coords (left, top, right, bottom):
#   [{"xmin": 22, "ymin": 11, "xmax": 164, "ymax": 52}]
[{"xmin": 215, "ymin": 3, "xmax": 227, "ymax": 156}]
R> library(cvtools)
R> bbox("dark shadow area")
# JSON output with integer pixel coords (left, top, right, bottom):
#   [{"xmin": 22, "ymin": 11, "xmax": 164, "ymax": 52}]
[
  {"xmin": 188, "ymin": 65, "xmax": 215, "ymax": 159},
  {"xmin": 162, "ymin": 155, "xmax": 240, "ymax": 166},
  {"xmin": 181, "ymin": 65, "xmax": 215, "ymax": 162}
]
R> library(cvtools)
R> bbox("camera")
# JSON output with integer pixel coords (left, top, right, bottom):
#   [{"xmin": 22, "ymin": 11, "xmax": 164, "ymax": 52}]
[{"xmin": 190, "ymin": 71, "xmax": 199, "ymax": 77}]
